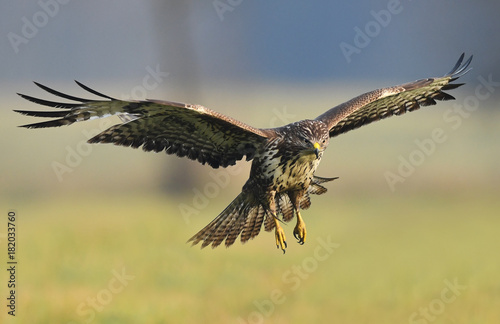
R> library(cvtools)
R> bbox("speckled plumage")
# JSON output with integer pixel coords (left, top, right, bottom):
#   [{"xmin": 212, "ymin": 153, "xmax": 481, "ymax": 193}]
[{"xmin": 15, "ymin": 54, "xmax": 472, "ymax": 252}]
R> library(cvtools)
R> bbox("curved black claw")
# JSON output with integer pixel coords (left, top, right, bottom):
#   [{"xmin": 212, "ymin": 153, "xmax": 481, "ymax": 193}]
[
  {"xmin": 276, "ymin": 240, "xmax": 287, "ymax": 254},
  {"xmin": 293, "ymin": 231, "xmax": 305, "ymax": 245},
  {"xmin": 274, "ymin": 221, "xmax": 287, "ymax": 254},
  {"xmin": 293, "ymin": 213, "xmax": 307, "ymax": 245}
]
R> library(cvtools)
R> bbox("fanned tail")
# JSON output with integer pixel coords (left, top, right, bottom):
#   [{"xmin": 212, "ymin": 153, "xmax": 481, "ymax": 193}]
[
  {"xmin": 188, "ymin": 191, "xmax": 271, "ymax": 249},
  {"xmin": 189, "ymin": 176, "xmax": 338, "ymax": 249}
]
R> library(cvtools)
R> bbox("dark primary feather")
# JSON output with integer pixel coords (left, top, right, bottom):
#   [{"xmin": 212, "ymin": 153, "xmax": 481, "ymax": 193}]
[
  {"xmin": 15, "ymin": 81, "xmax": 273, "ymax": 168},
  {"xmin": 316, "ymin": 53, "xmax": 473, "ymax": 137}
]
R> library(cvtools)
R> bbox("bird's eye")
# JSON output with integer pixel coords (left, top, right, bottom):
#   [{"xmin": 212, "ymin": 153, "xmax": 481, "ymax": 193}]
[{"xmin": 322, "ymin": 139, "xmax": 326, "ymax": 144}]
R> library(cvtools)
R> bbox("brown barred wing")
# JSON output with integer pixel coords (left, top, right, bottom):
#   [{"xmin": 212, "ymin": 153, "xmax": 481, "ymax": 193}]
[
  {"xmin": 316, "ymin": 54, "xmax": 472, "ymax": 138},
  {"xmin": 15, "ymin": 81, "xmax": 271, "ymax": 168}
]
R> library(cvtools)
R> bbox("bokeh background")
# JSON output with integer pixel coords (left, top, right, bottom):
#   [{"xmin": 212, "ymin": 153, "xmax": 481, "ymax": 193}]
[{"xmin": 1, "ymin": 1, "xmax": 500, "ymax": 323}]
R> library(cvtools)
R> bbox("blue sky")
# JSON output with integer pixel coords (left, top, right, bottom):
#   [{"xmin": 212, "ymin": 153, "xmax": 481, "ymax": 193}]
[{"xmin": 2, "ymin": 0, "xmax": 498, "ymax": 85}]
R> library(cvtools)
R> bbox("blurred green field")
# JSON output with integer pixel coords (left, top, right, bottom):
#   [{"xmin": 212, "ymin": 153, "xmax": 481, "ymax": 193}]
[
  {"xmin": 2, "ymin": 81, "xmax": 499, "ymax": 323},
  {"xmin": 1, "ymin": 190, "xmax": 499, "ymax": 324}
]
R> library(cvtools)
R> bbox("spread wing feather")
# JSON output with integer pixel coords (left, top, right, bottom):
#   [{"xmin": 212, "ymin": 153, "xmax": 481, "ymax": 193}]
[
  {"xmin": 316, "ymin": 53, "xmax": 473, "ymax": 137},
  {"xmin": 15, "ymin": 81, "xmax": 272, "ymax": 168}
]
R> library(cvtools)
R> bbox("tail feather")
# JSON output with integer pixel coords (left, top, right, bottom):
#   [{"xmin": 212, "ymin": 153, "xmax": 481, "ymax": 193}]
[
  {"xmin": 300, "ymin": 195, "xmax": 311, "ymax": 209},
  {"xmin": 188, "ymin": 192, "xmax": 262, "ymax": 248},
  {"xmin": 264, "ymin": 212, "xmax": 275, "ymax": 232},
  {"xmin": 188, "ymin": 176, "xmax": 338, "ymax": 249},
  {"xmin": 207, "ymin": 213, "xmax": 233, "ymax": 248},
  {"xmin": 189, "ymin": 210, "xmax": 224, "ymax": 247},
  {"xmin": 277, "ymin": 194, "xmax": 295, "ymax": 222},
  {"xmin": 241, "ymin": 205, "xmax": 267, "ymax": 243},
  {"xmin": 249, "ymin": 206, "xmax": 266, "ymax": 240},
  {"xmin": 202, "ymin": 206, "xmax": 236, "ymax": 248},
  {"xmin": 225, "ymin": 205, "xmax": 249, "ymax": 247},
  {"xmin": 240, "ymin": 206, "xmax": 259, "ymax": 243}
]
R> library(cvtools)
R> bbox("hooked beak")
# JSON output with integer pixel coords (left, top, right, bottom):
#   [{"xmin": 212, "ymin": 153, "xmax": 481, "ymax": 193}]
[{"xmin": 313, "ymin": 142, "xmax": 320, "ymax": 158}]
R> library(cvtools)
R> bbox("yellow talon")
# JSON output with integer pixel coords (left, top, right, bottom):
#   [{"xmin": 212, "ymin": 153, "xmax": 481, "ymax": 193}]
[
  {"xmin": 274, "ymin": 217, "xmax": 287, "ymax": 253},
  {"xmin": 293, "ymin": 211, "xmax": 307, "ymax": 245}
]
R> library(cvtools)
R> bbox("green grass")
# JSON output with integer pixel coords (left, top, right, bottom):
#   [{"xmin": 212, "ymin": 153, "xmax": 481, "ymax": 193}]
[
  {"xmin": 2, "ymin": 191, "xmax": 499, "ymax": 323},
  {"xmin": 2, "ymin": 85, "xmax": 499, "ymax": 323}
]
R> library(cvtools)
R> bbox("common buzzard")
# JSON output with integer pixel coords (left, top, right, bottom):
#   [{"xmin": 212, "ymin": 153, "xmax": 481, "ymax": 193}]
[{"xmin": 15, "ymin": 54, "xmax": 472, "ymax": 253}]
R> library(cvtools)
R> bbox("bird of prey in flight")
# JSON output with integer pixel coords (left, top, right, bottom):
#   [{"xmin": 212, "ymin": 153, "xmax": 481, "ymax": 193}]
[{"xmin": 15, "ymin": 54, "xmax": 472, "ymax": 253}]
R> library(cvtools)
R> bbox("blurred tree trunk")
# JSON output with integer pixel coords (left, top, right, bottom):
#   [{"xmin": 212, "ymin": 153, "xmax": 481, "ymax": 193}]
[{"xmin": 149, "ymin": 1, "xmax": 202, "ymax": 194}]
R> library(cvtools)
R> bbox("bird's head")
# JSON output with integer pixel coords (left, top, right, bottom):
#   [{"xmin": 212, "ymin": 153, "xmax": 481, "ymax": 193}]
[{"xmin": 285, "ymin": 120, "xmax": 330, "ymax": 159}]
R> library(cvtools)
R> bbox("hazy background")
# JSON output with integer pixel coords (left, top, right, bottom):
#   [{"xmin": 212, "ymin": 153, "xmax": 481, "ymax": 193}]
[{"xmin": 1, "ymin": 1, "xmax": 500, "ymax": 323}]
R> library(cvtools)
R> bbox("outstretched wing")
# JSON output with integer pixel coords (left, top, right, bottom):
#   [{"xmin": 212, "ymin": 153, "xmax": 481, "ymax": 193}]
[
  {"xmin": 316, "ymin": 53, "xmax": 473, "ymax": 137},
  {"xmin": 15, "ymin": 81, "xmax": 272, "ymax": 168}
]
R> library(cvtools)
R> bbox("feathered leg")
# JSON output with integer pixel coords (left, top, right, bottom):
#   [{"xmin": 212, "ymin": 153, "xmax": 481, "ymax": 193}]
[
  {"xmin": 273, "ymin": 215, "xmax": 287, "ymax": 253},
  {"xmin": 289, "ymin": 191, "xmax": 307, "ymax": 245},
  {"xmin": 293, "ymin": 211, "xmax": 307, "ymax": 245},
  {"xmin": 291, "ymin": 176, "xmax": 338, "ymax": 245},
  {"xmin": 265, "ymin": 192, "xmax": 287, "ymax": 253}
]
